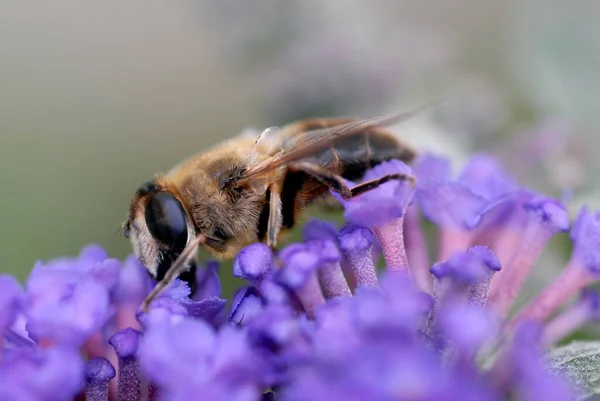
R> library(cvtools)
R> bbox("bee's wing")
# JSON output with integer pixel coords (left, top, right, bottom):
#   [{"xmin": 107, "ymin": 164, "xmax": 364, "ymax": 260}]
[{"xmin": 233, "ymin": 104, "xmax": 433, "ymax": 186}]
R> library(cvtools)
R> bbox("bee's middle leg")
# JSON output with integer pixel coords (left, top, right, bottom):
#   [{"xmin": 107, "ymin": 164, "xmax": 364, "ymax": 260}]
[
  {"xmin": 266, "ymin": 181, "xmax": 283, "ymax": 249},
  {"xmin": 288, "ymin": 161, "xmax": 415, "ymax": 200}
]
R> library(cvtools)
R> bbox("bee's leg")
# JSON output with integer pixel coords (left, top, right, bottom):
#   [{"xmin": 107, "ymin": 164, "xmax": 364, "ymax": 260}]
[
  {"xmin": 141, "ymin": 234, "xmax": 206, "ymax": 312},
  {"xmin": 266, "ymin": 181, "xmax": 283, "ymax": 249},
  {"xmin": 289, "ymin": 161, "xmax": 415, "ymax": 200}
]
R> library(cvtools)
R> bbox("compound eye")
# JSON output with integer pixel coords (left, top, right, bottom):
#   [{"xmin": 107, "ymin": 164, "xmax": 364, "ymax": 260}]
[{"xmin": 145, "ymin": 192, "xmax": 188, "ymax": 247}]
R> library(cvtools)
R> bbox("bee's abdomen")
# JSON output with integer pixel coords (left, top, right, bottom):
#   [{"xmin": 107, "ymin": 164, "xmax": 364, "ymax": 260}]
[
  {"xmin": 316, "ymin": 130, "xmax": 415, "ymax": 180},
  {"xmin": 278, "ymin": 130, "xmax": 415, "ymax": 231}
]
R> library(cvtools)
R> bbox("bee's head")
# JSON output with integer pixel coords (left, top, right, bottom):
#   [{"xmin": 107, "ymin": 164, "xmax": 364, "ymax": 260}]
[{"xmin": 123, "ymin": 180, "xmax": 198, "ymax": 288}]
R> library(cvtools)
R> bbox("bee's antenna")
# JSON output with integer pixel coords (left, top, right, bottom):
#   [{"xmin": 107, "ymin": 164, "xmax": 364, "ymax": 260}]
[
  {"xmin": 115, "ymin": 220, "xmax": 131, "ymax": 239},
  {"xmin": 140, "ymin": 234, "xmax": 206, "ymax": 312},
  {"xmin": 114, "ymin": 225, "xmax": 126, "ymax": 238}
]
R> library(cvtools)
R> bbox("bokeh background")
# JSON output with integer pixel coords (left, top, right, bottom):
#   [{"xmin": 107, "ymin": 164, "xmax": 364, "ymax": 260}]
[{"xmin": 1, "ymin": 0, "xmax": 599, "ymax": 297}]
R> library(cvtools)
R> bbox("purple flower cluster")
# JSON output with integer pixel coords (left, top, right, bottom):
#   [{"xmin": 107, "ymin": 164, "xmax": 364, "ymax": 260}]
[
  {"xmin": 2, "ymin": 154, "xmax": 600, "ymax": 401},
  {"xmin": 0, "ymin": 249, "xmax": 226, "ymax": 401}
]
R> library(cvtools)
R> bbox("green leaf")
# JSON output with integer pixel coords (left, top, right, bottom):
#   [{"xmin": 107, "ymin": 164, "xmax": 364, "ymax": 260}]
[{"xmin": 548, "ymin": 341, "xmax": 600, "ymax": 400}]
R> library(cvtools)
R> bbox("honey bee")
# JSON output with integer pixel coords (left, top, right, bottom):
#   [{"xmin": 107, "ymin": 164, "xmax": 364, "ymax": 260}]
[{"xmin": 123, "ymin": 108, "xmax": 428, "ymax": 310}]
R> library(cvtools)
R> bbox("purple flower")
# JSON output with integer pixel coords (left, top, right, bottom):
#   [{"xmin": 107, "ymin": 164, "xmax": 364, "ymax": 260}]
[
  {"xmin": 85, "ymin": 357, "xmax": 115, "ymax": 401},
  {"xmin": 306, "ymin": 239, "xmax": 351, "ymax": 298},
  {"xmin": 183, "ymin": 296, "xmax": 228, "ymax": 326},
  {"xmin": 283, "ymin": 293, "xmax": 500, "ymax": 401},
  {"xmin": 244, "ymin": 304, "xmax": 311, "ymax": 384},
  {"xmin": 109, "ymin": 328, "xmax": 143, "ymax": 401},
  {"xmin": 541, "ymin": 289, "xmax": 600, "ymax": 346},
  {"xmin": 0, "ymin": 275, "xmax": 22, "ymax": 335},
  {"xmin": 230, "ymin": 287, "xmax": 265, "ymax": 326},
  {"xmin": 434, "ymin": 300, "xmax": 498, "ymax": 354},
  {"xmin": 273, "ymin": 243, "xmax": 326, "ymax": 317},
  {"xmin": 136, "ymin": 296, "xmax": 189, "ymax": 329},
  {"xmin": 331, "ymin": 160, "xmax": 416, "ymax": 276},
  {"xmin": 430, "ymin": 246, "xmax": 501, "ymax": 314},
  {"xmin": 338, "ymin": 224, "xmax": 378, "ymax": 287},
  {"xmin": 139, "ymin": 316, "xmax": 271, "ymax": 400},
  {"xmin": 22, "ymin": 261, "xmax": 111, "ymax": 346},
  {"xmin": 193, "ymin": 260, "xmax": 223, "ymax": 301},
  {"xmin": 431, "ymin": 246, "xmax": 501, "ymax": 287},
  {"xmin": 76, "ymin": 244, "xmax": 122, "ymax": 292},
  {"xmin": 0, "ymin": 346, "xmax": 84, "ymax": 401},
  {"xmin": 166, "ymin": 383, "xmax": 259, "ymax": 401},
  {"xmin": 113, "ymin": 255, "xmax": 153, "ymax": 331},
  {"xmin": 457, "ymin": 154, "xmax": 517, "ymax": 201},
  {"xmin": 570, "ymin": 207, "xmax": 600, "ymax": 273},
  {"xmin": 2, "ymin": 151, "xmax": 593, "ymax": 401},
  {"xmin": 413, "ymin": 152, "xmax": 451, "ymax": 181},
  {"xmin": 114, "ymin": 255, "xmax": 152, "ymax": 308},
  {"xmin": 502, "ymin": 323, "xmax": 576, "ymax": 401},
  {"xmin": 281, "ymin": 343, "xmax": 465, "ymax": 401},
  {"xmin": 523, "ymin": 196, "xmax": 570, "ymax": 233},
  {"xmin": 137, "ymin": 278, "xmax": 227, "ymax": 328},
  {"xmin": 1, "ymin": 244, "xmax": 234, "ymax": 400},
  {"xmin": 276, "ymin": 243, "xmax": 322, "ymax": 290},
  {"xmin": 414, "ymin": 153, "xmax": 520, "ymax": 264},
  {"xmin": 487, "ymin": 195, "xmax": 569, "ymax": 317},
  {"xmin": 38, "ymin": 244, "xmax": 122, "ymax": 292},
  {"xmin": 139, "ymin": 318, "xmax": 217, "ymax": 390},
  {"xmin": 234, "ymin": 243, "xmax": 274, "ymax": 288},
  {"xmin": 331, "ymin": 159, "xmax": 415, "ymax": 228},
  {"xmin": 580, "ymin": 289, "xmax": 600, "ymax": 320},
  {"xmin": 311, "ymin": 296, "xmax": 362, "ymax": 357},
  {"xmin": 353, "ymin": 272, "xmax": 433, "ymax": 337},
  {"xmin": 258, "ymin": 277, "xmax": 298, "ymax": 307},
  {"xmin": 303, "ymin": 219, "xmax": 339, "ymax": 242},
  {"xmin": 415, "ymin": 153, "xmax": 492, "ymax": 229}
]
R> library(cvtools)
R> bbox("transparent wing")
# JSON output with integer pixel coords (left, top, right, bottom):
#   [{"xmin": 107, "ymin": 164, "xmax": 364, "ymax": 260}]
[
  {"xmin": 233, "ymin": 104, "xmax": 434, "ymax": 186},
  {"xmin": 240, "ymin": 126, "xmax": 282, "ymax": 166}
]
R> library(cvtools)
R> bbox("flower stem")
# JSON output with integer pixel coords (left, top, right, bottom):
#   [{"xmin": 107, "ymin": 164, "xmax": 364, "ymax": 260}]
[
  {"xmin": 86, "ymin": 378, "xmax": 110, "ymax": 401},
  {"xmin": 374, "ymin": 217, "xmax": 410, "ymax": 277},
  {"xmin": 508, "ymin": 259, "xmax": 596, "ymax": 329},
  {"xmin": 85, "ymin": 358, "xmax": 116, "ymax": 401},
  {"xmin": 488, "ymin": 225, "xmax": 554, "ymax": 318},
  {"xmin": 339, "ymin": 225, "xmax": 378, "ymax": 288},
  {"xmin": 148, "ymin": 382, "xmax": 158, "ymax": 401},
  {"xmin": 468, "ymin": 275, "xmax": 494, "ymax": 308},
  {"xmin": 109, "ymin": 328, "xmax": 143, "ymax": 401},
  {"xmin": 116, "ymin": 308, "xmax": 142, "ymax": 332},
  {"xmin": 318, "ymin": 261, "xmax": 352, "ymax": 298},
  {"xmin": 438, "ymin": 228, "xmax": 473, "ymax": 261},
  {"xmin": 542, "ymin": 304, "xmax": 590, "ymax": 346},
  {"xmin": 295, "ymin": 272, "xmax": 326, "ymax": 318},
  {"xmin": 345, "ymin": 251, "xmax": 378, "ymax": 288},
  {"xmin": 84, "ymin": 331, "xmax": 107, "ymax": 359},
  {"xmin": 474, "ymin": 225, "xmax": 524, "ymax": 270},
  {"xmin": 339, "ymin": 258, "xmax": 359, "ymax": 290},
  {"xmin": 404, "ymin": 207, "xmax": 432, "ymax": 293}
]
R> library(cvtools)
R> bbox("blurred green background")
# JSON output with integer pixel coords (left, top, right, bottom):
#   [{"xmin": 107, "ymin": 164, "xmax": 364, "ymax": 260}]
[{"xmin": 1, "ymin": 0, "xmax": 599, "ymax": 296}]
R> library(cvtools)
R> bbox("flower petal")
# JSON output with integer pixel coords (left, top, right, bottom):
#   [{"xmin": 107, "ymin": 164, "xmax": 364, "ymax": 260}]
[
  {"xmin": 193, "ymin": 260, "xmax": 222, "ymax": 301},
  {"xmin": 0, "ymin": 275, "xmax": 22, "ymax": 333},
  {"xmin": 0, "ymin": 346, "xmax": 84, "ymax": 401},
  {"xmin": 23, "ymin": 266, "xmax": 111, "ymax": 346},
  {"xmin": 570, "ymin": 207, "xmax": 600, "ymax": 273},
  {"xmin": 234, "ymin": 243, "xmax": 274, "ymax": 287}
]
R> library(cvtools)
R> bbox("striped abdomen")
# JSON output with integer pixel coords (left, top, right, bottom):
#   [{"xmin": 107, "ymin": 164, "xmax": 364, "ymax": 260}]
[{"xmin": 256, "ymin": 127, "xmax": 416, "ymax": 240}]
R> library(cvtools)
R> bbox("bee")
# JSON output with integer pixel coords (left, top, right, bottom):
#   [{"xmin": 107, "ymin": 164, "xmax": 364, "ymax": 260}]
[{"xmin": 123, "ymin": 107, "xmax": 429, "ymax": 310}]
